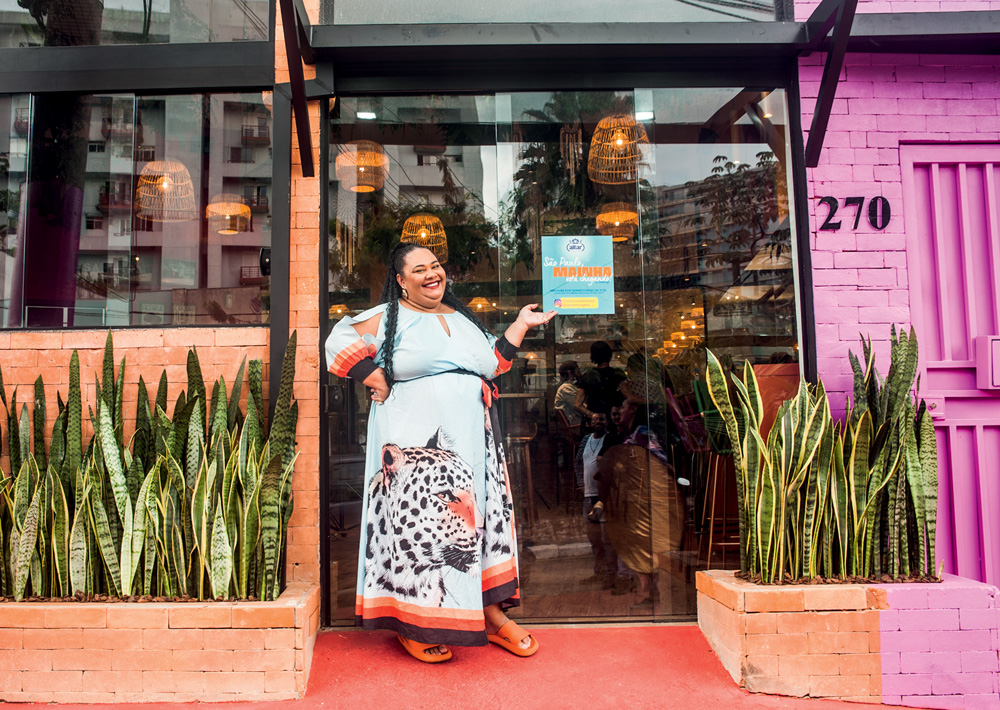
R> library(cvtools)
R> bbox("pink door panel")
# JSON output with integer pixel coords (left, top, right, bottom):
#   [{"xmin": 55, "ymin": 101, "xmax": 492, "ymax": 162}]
[{"xmin": 901, "ymin": 144, "xmax": 1000, "ymax": 585}]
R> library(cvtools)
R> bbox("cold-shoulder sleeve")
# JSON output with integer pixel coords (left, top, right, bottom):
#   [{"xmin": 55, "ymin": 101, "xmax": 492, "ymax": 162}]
[{"xmin": 325, "ymin": 304, "xmax": 387, "ymax": 381}]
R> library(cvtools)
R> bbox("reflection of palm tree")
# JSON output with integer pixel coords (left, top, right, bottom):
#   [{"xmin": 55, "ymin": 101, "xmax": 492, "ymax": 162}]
[
  {"xmin": 500, "ymin": 92, "xmax": 621, "ymax": 273},
  {"xmin": 499, "ymin": 92, "xmax": 662, "ymax": 272}
]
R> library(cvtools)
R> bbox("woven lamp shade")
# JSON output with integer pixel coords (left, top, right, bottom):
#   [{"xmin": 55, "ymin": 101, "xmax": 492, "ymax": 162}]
[
  {"xmin": 206, "ymin": 193, "xmax": 251, "ymax": 235},
  {"xmin": 400, "ymin": 213, "xmax": 448, "ymax": 263},
  {"xmin": 587, "ymin": 114, "xmax": 649, "ymax": 185},
  {"xmin": 681, "ymin": 319, "xmax": 698, "ymax": 331},
  {"xmin": 335, "ymin": 140, "xmax": 389, "ymax": 193},
  {"xmin": 136, "ymin": 160, "xmax": 196, "ymax": 222},
  {"xmin": 596, "ymin": 202, "xmax": 639, "ymax": 242}
]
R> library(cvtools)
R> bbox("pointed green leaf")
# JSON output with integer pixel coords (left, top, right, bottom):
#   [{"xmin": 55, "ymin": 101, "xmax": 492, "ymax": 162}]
[
  {"xmin": 14, "ymin": 484, "xmax": 41, "ymax": 600},
  {"xmin": 210, "ymin": 497, "xmax": 233, "ymax": 599}
]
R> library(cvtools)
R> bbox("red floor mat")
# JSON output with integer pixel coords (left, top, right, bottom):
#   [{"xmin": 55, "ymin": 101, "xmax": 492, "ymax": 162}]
[{"xmin": 8, "ymin": 625, "xmax": 908, "ymax": 710}]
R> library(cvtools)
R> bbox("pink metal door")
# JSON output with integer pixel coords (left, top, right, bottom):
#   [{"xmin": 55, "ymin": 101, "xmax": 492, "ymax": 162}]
[{"xmin": 901, "ymin": 145, "xmax": 1000, "ymax": 585}]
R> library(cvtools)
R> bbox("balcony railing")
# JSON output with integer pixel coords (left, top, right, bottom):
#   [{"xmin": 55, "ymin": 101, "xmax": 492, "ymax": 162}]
[
  {"xmin": 101, "ymin": 118, "xmax": 143, "ymax": 143},
  {"xmin": 240, "ymin": 266, "xmax": 266, "ymax": 285},
  {"xmin": 241, "ymin": 124, "xmax": 270, "ymax": 145},
  {"xmin": 97, "ymin": 192, "xmax": 132, "ymax": 214},
  {"xmin": 13, "ymin": 108, "xmax": 28, "ymax": 136},
  {"xmin": 247, "ymin": 195, "xmax": 268, "ymax": 213}
]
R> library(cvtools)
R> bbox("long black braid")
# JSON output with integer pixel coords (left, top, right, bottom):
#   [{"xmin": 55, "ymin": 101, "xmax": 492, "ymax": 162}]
[{"xmin": 379, "ymin": 242, "xmax": 493, "ymax": 390}]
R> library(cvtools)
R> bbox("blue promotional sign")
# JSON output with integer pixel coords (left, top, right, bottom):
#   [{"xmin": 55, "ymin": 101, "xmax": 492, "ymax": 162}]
[{"xmin": 541, "ymin": 235, "xmax": 615, "ymax": 315}]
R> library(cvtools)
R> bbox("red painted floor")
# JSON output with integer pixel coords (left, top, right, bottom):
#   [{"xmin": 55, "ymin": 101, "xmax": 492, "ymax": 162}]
[{"xmin": 8, "ymin": 625, "xmax": 911, "ymax": 709}]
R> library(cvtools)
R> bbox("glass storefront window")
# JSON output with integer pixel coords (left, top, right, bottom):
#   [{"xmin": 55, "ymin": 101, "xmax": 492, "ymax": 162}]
[
  {"xmin": 324, "ymin": 0, "xmax": 781, "ymax": 24},
  {"xmin": 0, "ymin": 91, "xmax": 271, "ymax": 328},
  {"xmin": 325, "ymin": 89, "xmax": 798, "ymax": 623},
  {"xmin": 0, "ymin": 0, "xmax": 268, "ymax": 48}
]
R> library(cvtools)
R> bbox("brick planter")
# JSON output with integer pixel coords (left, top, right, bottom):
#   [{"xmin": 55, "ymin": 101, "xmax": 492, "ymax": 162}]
[
  {"xmin": 0, "ymin": 582, "xmax": 320, "ymax": 703},
  {"xmin": 697, "ymin": 570, "xmax": 1000, "ymax": 709}
]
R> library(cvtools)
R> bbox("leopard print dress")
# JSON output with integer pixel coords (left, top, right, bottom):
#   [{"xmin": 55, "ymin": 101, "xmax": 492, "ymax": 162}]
[{"xmin": 325, "ymin": 303, "xmax": 519, "ymax": 647}]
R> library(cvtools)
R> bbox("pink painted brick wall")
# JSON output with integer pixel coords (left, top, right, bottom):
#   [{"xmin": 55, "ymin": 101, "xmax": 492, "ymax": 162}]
[
  {"xmin": 799, "ymin": 53, "xmax": 1000, "ymax": 407},
  {"xmin": 879, "ymin": 576, "xmax": 1000, "ymax": 709},
  {"xmin": 795, "ymin": 0, "xmax": 1000, "ymax": 21}
]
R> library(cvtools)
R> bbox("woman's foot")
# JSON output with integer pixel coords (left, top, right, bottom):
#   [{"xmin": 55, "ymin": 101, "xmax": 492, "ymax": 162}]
[
  {"xmin": 397, "ymin": 634, "xmax": 452, "ymax": 663},
  {"xmin": 484, "ymin": 604, "xmax": 537, "ymax": 656}
]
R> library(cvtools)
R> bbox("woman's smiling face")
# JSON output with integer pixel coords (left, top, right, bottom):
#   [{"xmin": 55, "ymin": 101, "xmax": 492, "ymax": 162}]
[{"xmin": 397, "ymin": 247, "xmax": 446, "ymax": 308}]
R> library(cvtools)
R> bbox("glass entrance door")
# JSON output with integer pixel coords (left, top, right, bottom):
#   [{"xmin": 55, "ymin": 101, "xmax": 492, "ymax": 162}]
[{"xmin": 323, "ymin": 88, "xmax": 799, "ymax": 624}]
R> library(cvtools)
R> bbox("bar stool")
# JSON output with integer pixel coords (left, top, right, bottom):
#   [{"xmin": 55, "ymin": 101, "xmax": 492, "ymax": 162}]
[{"xmin": 506, "ymin": 421, "xmax": 538, "ymax": 541}]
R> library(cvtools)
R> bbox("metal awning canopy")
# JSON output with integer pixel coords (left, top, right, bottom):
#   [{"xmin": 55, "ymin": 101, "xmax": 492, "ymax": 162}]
[
  {"xmin": 279, "ymin": 2, "xmax": 1000, "ymax": 173},
  {"xmin": 303, "ymin": 10, "xmax": 1000, "ymax": 66}
]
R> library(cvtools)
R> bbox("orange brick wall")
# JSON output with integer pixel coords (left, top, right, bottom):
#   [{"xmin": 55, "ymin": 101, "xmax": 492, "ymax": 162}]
[
  {"xmin": 0, "ymin": 583, "xmax": 321, "ymax": 702},
  {"xmin": 276, "ymin": 0, "xmax": 322, "ymax": 587},
  {"xmin": 696, "ymin": 570, "xmax": 884, "ymax": 704}
]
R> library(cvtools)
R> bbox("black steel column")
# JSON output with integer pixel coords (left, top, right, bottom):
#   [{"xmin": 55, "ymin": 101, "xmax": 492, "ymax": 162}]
[
  {"xmin": 787, "ymin": 73, "xmax": 818, "ymax": 384},
  {"xmin": 317, "ymin": 98, "xmax": 331, "ymax": 625},
  {"xmin": 268, "ymin": 86, "xmax": 292, "ymax": 422}
]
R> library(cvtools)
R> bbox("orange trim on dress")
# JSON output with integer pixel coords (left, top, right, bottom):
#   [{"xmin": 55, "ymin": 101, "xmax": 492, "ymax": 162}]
[
  {"xmin": 356, "ymin": 595, "xmax": 486, "ymax": 631},
  {"xmin": 481, "ymin": 558, "xmax": 517, "ymax": 585},
  {"xmin": 330, "ymin": 339, "xmax": 376, "ymax": 377}
]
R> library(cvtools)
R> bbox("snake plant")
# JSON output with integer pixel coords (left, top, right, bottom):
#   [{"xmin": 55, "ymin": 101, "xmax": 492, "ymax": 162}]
[
  {"xmin": 705, "ymin": 325, "xmax": 938, "ymax": 582},
  {"xmin": 0, "ymin": 330, "xmax": 298, "ymax": 601}
]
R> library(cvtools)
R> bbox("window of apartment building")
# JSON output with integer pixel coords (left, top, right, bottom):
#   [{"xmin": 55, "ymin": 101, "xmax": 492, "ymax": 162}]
[{"xmin": 0, "ymin": 92, "xmax": 273, "ymax": 328}]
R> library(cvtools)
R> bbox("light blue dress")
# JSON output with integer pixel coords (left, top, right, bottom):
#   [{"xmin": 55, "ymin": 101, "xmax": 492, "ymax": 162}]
[{"xmin": 325, "ymin": 302, "xmax": 520, "ymax": 646}]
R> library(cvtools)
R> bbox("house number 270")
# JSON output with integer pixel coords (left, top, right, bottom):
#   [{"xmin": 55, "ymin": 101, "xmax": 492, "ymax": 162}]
[{"xmin": 818, "ymin": 196, "xmax": 891, "ymax": 231}]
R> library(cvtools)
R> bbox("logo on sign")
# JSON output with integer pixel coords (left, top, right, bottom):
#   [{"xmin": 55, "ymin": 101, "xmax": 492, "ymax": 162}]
[{"xmin": 566, "ymin": 238, "xmax": 585, "ymax": 253}]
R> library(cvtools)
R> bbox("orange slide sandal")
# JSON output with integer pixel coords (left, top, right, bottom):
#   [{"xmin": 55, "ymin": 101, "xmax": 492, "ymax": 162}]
[
  {"xmin": 487, "ymin": 620, "xmax": 539, "ymax": 657},
  {"xmin": 397, "ymin": 634, "xmax": 453, "ymax": 663}
]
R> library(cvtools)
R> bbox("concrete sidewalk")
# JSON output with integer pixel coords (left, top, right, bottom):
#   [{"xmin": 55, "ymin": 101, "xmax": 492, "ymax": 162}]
[{"xmin": 6, "ymin": 625, "xmax": 907, "ymax": 709}]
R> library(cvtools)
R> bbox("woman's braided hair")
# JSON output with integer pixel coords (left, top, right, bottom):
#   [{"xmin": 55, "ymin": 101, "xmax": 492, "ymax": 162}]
[{"xmin": 379, "ymin": 242, "xmax": 492, "ymax": 390}]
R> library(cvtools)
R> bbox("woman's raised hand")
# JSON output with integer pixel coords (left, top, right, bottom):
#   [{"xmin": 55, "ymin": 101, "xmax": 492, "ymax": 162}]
[{"xmin": 515, "ymin": 303, "xmax": 557, "ymax": 330}]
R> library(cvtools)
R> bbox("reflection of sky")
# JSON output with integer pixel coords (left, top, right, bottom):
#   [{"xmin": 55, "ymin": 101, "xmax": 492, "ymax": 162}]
[{"xmin": 650, "ymin": 143, "xmax": 773, "ymax": 190}]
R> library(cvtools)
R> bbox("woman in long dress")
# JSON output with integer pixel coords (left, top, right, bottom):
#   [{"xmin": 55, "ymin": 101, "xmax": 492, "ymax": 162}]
[{"xmin": 325, "ymin": 242, "xmax": 554, "ymax": 662}]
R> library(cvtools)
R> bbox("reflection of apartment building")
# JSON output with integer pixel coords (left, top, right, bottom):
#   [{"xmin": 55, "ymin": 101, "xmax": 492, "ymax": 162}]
[{"xmin": 67, "ymin": 94, "xmax": 273, "ymax": 326}]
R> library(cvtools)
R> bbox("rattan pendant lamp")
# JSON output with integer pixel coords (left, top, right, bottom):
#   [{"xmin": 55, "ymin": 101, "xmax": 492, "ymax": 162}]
[
  {"xmin": 335, "ymin": 140, "xmax": 389, "ymax": 193},
  {"xmin": 596, "ymin": 202, "xmax": 639, "ymax": 242},
  {"xmin": 587, "ymin": 114, "xmax": 649, "ymax": 185},
  {"xmin": 206, "ymin": 194, "xmax": 251, "ymax": 235},
  {"xmin": 401, "ymin": 213, "xmax": 448, "ymax": 263},
  {"xmin": 136, "ymin": 160, "xmax": 196, "ymax": 222}
]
